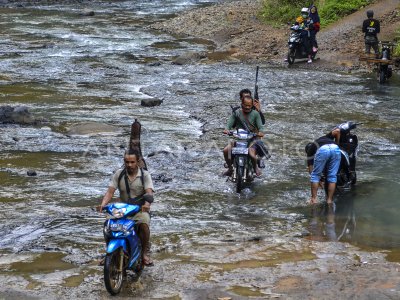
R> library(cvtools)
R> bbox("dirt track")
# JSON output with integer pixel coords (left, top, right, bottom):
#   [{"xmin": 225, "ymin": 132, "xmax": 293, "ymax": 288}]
[{"xmin": 151, "ymin": 0, "xmax": 400, "ymax": 71}]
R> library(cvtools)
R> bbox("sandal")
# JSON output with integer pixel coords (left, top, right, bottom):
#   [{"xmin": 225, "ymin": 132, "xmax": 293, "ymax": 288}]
[
  {"xmin": 223, "ymin": 168, "xmax": 233, "ymax": 176},
  {"xmin": 143, "ymin": 255, "xmax": 154, "ymax": 267},
  {"xmin": 254, "ymin": 169, "xmax": 262, "ymax": 178}
]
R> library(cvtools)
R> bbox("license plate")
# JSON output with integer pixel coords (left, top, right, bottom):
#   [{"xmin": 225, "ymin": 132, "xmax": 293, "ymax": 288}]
[
  {"xmin": 232, "ymin": 147, "xmax": 248, "ymax": 155},
  {"xmin": 110, "ymin": 223, "xmax": 124, "ymax": 232}
]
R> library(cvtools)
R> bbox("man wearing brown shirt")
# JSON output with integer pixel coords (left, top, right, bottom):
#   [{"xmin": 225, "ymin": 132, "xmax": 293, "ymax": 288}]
[{"xmin": 100, "ymin": 149, "xmax": 154, "ymax": 266}]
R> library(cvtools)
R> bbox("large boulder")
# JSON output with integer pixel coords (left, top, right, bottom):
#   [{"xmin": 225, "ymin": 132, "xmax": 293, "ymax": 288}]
[
  {"xmin": 141, "ymin": 98, "xmax": 163, "ymax": 107},
  {"xmin": 0, "ymin": 105, "xmax": 36, "ymax": 125}
]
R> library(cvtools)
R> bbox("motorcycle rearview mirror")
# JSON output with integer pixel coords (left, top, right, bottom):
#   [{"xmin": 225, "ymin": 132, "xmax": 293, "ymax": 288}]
[{"xmin": 352, "ymin": 122, "xmax": 363, "ymax": 128}]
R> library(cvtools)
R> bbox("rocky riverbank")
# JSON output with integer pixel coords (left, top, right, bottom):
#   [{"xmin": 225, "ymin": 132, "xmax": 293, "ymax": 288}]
[{"xmin": 151, "ymin": 0, "xmax": 400, "ymax": 72}]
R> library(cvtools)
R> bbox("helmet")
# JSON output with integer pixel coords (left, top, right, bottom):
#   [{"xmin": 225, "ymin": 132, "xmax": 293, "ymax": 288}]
[
  {"xmin": 301, "ymin": 7, "xmax": 309, "ymax": 18},
  {"xmin": 338, "ymin": 122, "xmax": 351, "ymax": 131},
  {"xmin": 337, "ymin": 121, "xmax": 360, "ymax": 132},
  {"xmin": 367, "ymin": 10, "xmax": 374, "ymax": 18},
  {"xmin": 301, "ymin": 7, "xmax": 309, "ymax": 14}
]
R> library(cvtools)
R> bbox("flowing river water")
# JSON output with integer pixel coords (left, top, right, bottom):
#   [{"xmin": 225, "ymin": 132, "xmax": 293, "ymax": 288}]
[{"xmin": 0, "ymin": 1, "xmax": 400, "ymax": 299}]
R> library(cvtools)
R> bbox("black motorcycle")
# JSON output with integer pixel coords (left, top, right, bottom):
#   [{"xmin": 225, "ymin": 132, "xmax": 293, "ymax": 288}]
[
  {"xmin": 226, "ymin": 129, "xmax": 266, "ymax": 193},
  {"xmin": 325, "ymin": 122, "xmax": 360, "ymax": 192},
  {"xmin": 287, "ymin": 24, "xmax": 317, "ymax": 65},
  {"xmin": 377, "ymin": 41, "xmax": 394, "ymax": 84}
]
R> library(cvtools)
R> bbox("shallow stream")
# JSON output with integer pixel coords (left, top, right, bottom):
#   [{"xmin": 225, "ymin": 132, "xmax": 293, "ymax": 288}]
[{"xmin": 0, "ymin": 1, "xmax": 399, "ymax": 298}]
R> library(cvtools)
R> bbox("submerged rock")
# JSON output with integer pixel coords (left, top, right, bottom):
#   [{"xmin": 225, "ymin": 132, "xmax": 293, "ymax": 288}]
[
  {"xmin": 79, "ymin": 10, "xmax": 95, "ymax": 17},
  {"xmin": 0, "ymin": 105, "xmax": 36, "ymax": 125},
  {"xmin": 152, "ymin": 173, "xmax": 173, "ymax": 182},
  {"xmin": 27, "ymin": 170, "xmax": 37, "ymax": 176},
  {"xmin": 172, "ymin": 52, "xmax": 207, "ymax": 65},
  {"xmin": 66, "ymin": 122, "xmax": 123, "ymax": 136}
]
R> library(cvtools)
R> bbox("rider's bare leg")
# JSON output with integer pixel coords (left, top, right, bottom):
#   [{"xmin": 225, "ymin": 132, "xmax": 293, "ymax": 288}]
[
  {"xmin": 249, "ymin": 148, "xmax": 260, "ymax": 176},
  {"xmin": 138, "ymin": 223, "xmax": 152, "ymax": 265},
  {"xmin": 223, "ymin": 144, "xmax": 232, "ymax": 168}
]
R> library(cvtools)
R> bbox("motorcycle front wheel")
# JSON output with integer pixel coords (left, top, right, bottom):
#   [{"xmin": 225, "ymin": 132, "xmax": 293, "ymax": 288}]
[
  {"xmin": 287, "ymin": 48, "xmax": 296, "ymax": 65},
  {"xmin": 311, "ymin": 51, "xmax": 317, "ymax": 60},
  {"xmin": 379, "ymin": 68, "xmax": 386, "ymax": 84},
  {"xmin": 236, "ymin": 165, "xmax": 244, "ymax": 193},
  {"xmin": 104, "ymin": 247, "xmax": 124, "ymax": 295},
  {"xmin": 336, "ymin": 170, "xmax": 348, "ymax": 188},
  {"xmin": 133, "ymin": 242, "xmax": 143, "ymax": 275}
]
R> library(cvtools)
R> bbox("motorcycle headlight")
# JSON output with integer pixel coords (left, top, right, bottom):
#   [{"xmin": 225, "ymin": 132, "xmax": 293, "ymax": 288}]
[{"xmin": 111, "ymin": 207, "xmax": 126, "ymax": 218}]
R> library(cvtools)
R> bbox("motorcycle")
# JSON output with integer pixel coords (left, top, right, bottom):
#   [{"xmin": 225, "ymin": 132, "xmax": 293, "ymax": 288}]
[
  {"xmin": 377, "ymin": 41, "xmax": 394, "ymax": 84},
  {"xmin": 226, "ymin": 129, "xmax": 267, "ymax": 193},
  {"xmin": 287, "ymin": 24, "xmax": 317, "ymax": 65},
  {"xmin": 102, "ymin": 203, "xmax": 143, "ymax": 295},
  {"xmin": 326, "ymin": 122, "xmax": 360, "ymax": 192}
]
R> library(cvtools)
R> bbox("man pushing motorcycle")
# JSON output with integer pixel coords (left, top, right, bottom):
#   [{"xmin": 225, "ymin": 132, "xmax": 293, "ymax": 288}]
[
  {"xmin": 223, "ymin": 95, "xmax": 265, "ymax": 177},
  {"xmin": 305, "ymin": 135, "xmax": 341, "ymax": 205},
  {"xmin": 305, "ymin": 121, "xmax": 359, "ymax": 204}
]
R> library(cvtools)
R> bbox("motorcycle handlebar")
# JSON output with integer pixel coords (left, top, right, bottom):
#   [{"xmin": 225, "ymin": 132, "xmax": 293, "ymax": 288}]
[
  {"xmin": 224, "ymin": 131, "xmax": 258, "ymax": 139},
  {"xmin": 223, "ymin": 131, "xmax": 232, "ymax": 135}
]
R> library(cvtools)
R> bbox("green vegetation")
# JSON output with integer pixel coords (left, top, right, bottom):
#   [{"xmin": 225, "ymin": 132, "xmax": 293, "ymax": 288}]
[
  {"xmin": 260, "ymin": 0, "xmax": 371, "ymax": 27},
  {"xmin": 395, "ymin": 27, "xmax": 400, "ymax": 56},
  {"xmin": 260, "ymin": 0, "xmax": 307, "ymax": 25}
]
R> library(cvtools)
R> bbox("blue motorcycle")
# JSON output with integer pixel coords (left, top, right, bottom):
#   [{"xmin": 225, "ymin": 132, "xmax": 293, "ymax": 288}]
[{"xmin": 102, "ymin": 203, "xmax": 143, "ymax": 295}]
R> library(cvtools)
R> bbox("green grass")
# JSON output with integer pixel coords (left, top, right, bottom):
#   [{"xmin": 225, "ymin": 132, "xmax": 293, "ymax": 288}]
[
  {"xmin": 259, "ymin": 0, "xmax": 307, "ymax": 25},
  {"xmin": 395, "ymin": 27, "xmax": 400, "ymax": 56},
  {"xmin": 260, "ymin": 0, "xmax": 371, "ymax": 27},
  {"xmin": 317, "ymin": 0, "xmax": 370, "ymax": 26}
]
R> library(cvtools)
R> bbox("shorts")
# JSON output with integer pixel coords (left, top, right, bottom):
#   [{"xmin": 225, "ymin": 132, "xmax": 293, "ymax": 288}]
[
  {"xmin": 310, "ymin": 144, "xmax": 341, "ymax": 183},
  {"xmin": 250, "ymin": 140, "xmax": 270, "ymax": 158},
  {"xmin": 131, "ymin": 211, "xmax": 150, "ymax": 226}
]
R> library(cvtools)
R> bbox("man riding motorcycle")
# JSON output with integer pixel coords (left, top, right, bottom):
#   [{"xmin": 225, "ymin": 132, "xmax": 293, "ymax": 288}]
[
  {"xmin": 298, "ymin": 7, "xmax": 315, "ymax": 63},
  {"xmin": 223, "ymin": 95, "xmax": 265, "ymax": 177},
  {"xmin": 286, "ymin": 7, "xmax": 315, "ymax": 64}
]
